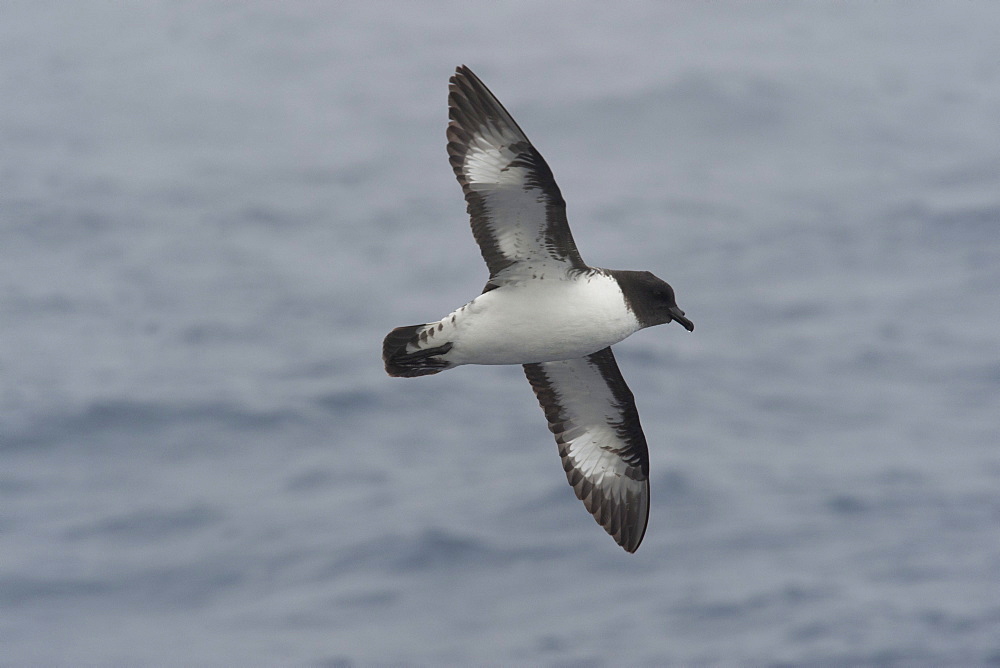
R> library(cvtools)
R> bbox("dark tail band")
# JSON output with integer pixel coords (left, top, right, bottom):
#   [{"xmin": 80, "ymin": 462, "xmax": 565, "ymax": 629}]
[{"xmin": 382, "ymin": 324, "xmax": 454, "ymax": 377}]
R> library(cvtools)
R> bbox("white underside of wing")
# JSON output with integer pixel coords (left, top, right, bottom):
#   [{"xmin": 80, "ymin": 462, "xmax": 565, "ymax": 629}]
[
  {"xmin": 524, "ymin": 352, "xmax": 649, "ymax": 551},
  {"xmin": 448, "ymin": 66, "xmax": 584, "ymax": 275},
  {"xmin": 461, "ymin": 135, "xmax": 555, "ymax": 267},
  {"xmin": 463, "ymin": 128, "xmax": 526, "ymax": 186},
  {"xmin": 541, "ymin": 360, "xmax": 638, "ymax": 473}
]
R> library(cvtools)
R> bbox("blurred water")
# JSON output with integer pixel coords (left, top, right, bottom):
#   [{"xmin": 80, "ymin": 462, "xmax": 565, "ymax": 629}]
[{"xmin": 2, "ymin": 2, "xmax": 1000, "ymax": 665}]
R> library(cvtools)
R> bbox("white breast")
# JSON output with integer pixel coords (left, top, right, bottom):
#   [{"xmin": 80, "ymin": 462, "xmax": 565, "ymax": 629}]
[{"xmin": 444, "ymin": 272, "xmax": 641, "ymax": 365}]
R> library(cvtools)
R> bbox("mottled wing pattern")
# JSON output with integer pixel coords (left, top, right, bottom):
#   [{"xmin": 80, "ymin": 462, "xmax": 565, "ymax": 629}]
[
  {"xmin": 447, "ymin": 65, "xmax": 586, "ymax": 278},
  {"xmin": 523, "ymin": 347, "xmax": 650, "ymax": 552}
]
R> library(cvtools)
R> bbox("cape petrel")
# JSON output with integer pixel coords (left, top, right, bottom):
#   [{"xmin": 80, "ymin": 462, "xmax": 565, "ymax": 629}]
[{"xmin": 383, "ymin": 66, "xmax": 693, "ymax": 552}]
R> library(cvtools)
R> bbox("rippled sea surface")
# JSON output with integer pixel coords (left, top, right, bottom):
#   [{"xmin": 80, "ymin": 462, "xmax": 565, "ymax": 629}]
[{"xmin": 3, "ymin": 2, "xmax": 1000, "ymax": 665}]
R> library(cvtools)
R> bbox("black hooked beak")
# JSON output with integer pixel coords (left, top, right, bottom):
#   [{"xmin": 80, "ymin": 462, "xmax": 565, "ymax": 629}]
[{"xmin": 670, "ymin": 306, "xmax": 694, "ymax": 332}]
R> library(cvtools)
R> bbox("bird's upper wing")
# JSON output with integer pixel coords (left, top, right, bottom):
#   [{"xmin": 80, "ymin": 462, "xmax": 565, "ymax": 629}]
[
  {"xmin": 523, "ymin": 347, "xmax": 650, "ymax": 552},
  {"xmin": 447, "ymin": 65, "xmax": 586, "ymax": 279}
]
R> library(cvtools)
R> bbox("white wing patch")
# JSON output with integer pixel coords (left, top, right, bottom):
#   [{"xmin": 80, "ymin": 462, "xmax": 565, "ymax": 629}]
[{"xmin": 463, "ymin": 131, "xmax": 526, "ymax": 186}]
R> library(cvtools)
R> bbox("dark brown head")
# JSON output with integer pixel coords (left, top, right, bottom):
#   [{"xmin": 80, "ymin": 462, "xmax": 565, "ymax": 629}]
[{"xmin": 612, "ymin": 270, "xmax": 694, "ymax": 332}]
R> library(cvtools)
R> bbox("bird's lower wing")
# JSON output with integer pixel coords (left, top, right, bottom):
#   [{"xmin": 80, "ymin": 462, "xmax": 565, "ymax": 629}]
[{"xmin": 523, "ymin": 347, "xmax": 650, "ymax": 552}]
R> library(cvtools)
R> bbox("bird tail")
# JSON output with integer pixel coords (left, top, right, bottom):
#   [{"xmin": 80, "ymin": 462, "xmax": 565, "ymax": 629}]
[{"xmin": 382, "ymin": 324, "xmax": 455, "ymax": 377}]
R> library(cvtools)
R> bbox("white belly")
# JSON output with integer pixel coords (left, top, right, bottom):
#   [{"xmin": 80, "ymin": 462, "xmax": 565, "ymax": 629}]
[{"xmin": 442, "ymin": 273, "xmax": 641, "ymax": 365}]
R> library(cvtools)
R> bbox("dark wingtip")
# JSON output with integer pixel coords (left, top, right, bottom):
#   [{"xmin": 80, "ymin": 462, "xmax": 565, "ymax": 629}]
[{"xmin": 452, "ymin": 64, "xmax": 475, "ymax": 83}]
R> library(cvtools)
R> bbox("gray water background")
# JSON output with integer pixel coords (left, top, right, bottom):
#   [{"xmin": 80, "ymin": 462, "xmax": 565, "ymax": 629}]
[{"xmin": 3, "ymin": 2, "xmax": 1000, "ymax": 665}]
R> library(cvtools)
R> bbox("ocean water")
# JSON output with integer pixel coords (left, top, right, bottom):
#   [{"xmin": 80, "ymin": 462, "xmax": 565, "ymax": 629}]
[{"xmin": 3, "ymin": 2, "xmax": 1000, "ymax": 665}]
